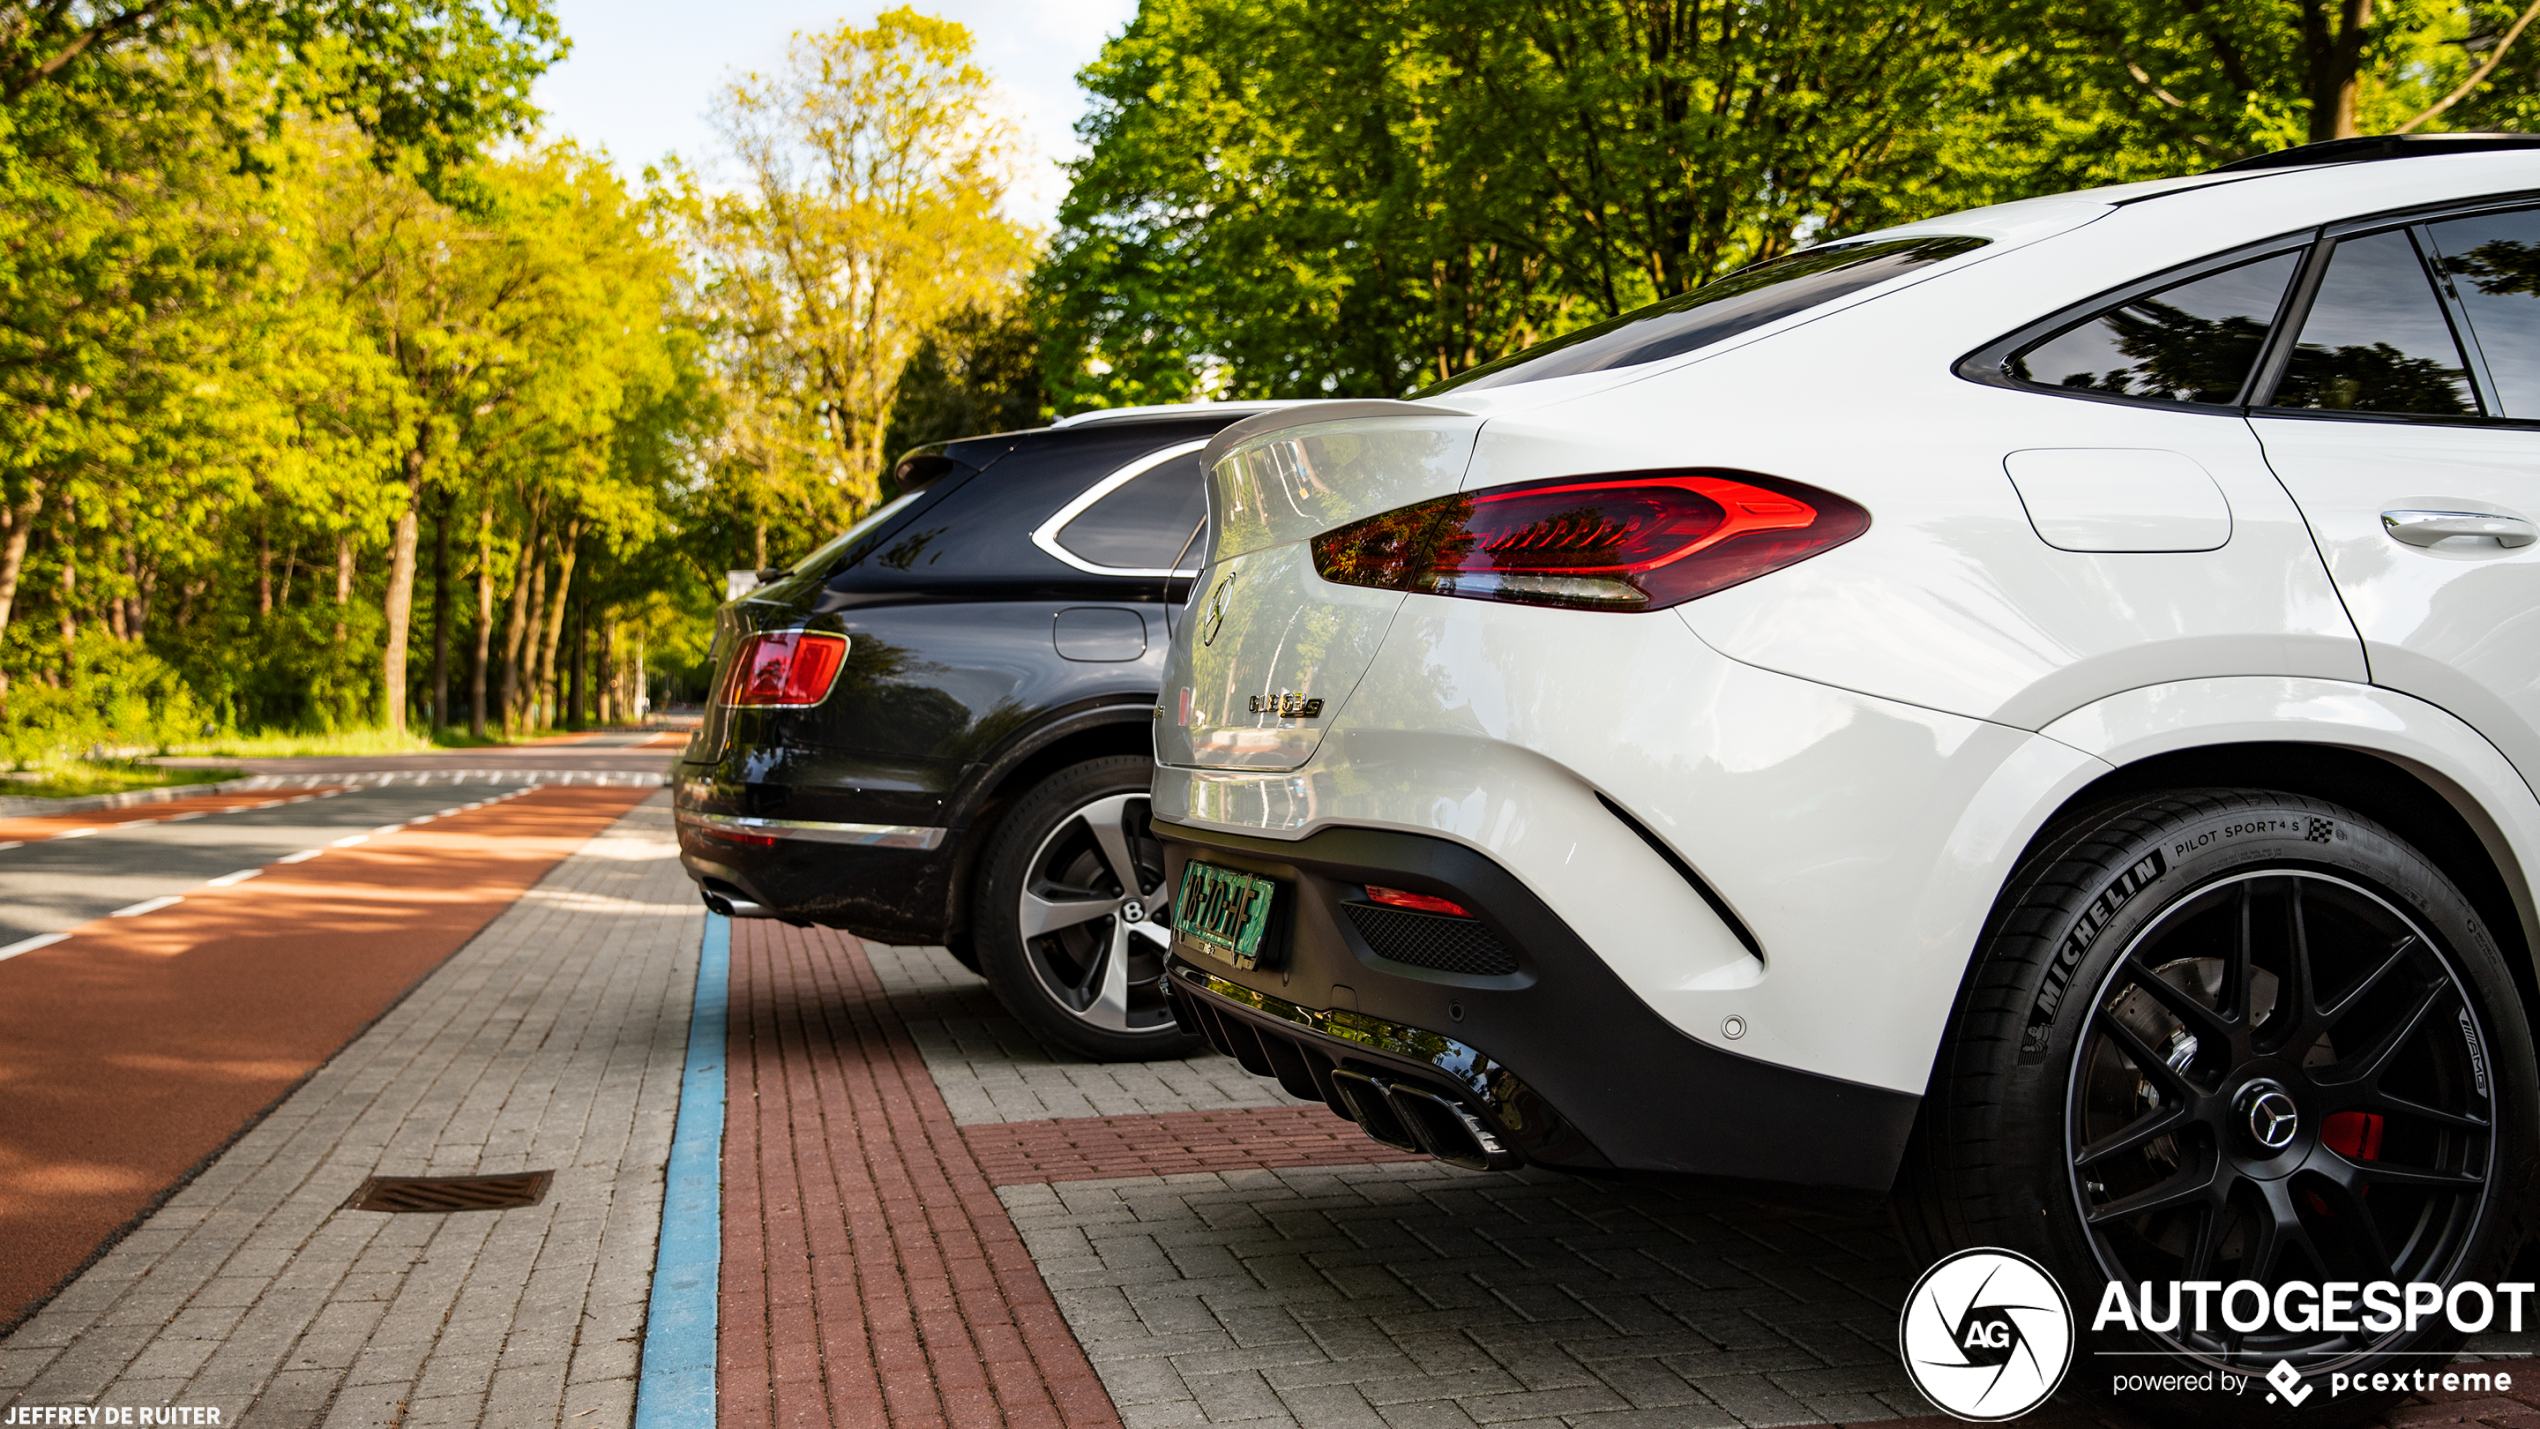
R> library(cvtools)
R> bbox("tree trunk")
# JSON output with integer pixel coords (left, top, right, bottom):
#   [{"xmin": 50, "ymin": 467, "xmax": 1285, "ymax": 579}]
[
  {"xmin": 471, "ymin": 507, "xmax": 493, "ymax": 738},
  {"xmin": 256, "ymin": 511, "xmax": 271, "ymax": 617},
  {"xmin": 568, "ymin": 597, "xmax": 587, "ymax": 731},
  {"xmin": 536, "ymin": 521, "xmax": 581, "ymax": 727},
  {"xmin": 2306, "ymin": 0, "xmax": 2374, "ymax": 140},
  {"xmin": 430, "ymin": 491, "xmax": 450, "ymax": 732},
  {"xmin": 332, "ymin": 530, "xmax": 353, "ymax": 644},
  {"xmin": 56, "ymin": 505, "xmax": 76, "ymax": 662},
  {"xmin": 380, "ymin": 444, "xmax": 424, "ymax": 740},
  {"xmin": 0, "ymin": 482, "xmax": 45, "ymax": 639},
  {"xmin": 597, "ymin": 619, "xmax": 614, "ymax": 726},
  {"xmin": 499, "ymin": 516, "xmax": 540, "ymax": 735}
]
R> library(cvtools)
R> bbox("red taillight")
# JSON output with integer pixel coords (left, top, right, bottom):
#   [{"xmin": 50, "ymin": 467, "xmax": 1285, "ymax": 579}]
[
  {"xmin": 720, "ymin": 631, "xmax": 849, "ymax": 707},
  {"xmin": 1311, "ymin": 470, "xmax": 1868, "ymax": 611},
  {"xmin": 1365, "ymin": 885, "xmax": 1472, "ymax": 917}
]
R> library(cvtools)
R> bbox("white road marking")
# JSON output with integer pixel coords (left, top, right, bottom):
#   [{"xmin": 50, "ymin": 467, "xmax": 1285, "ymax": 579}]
[
  {"xmin": 53, "ymin": 828, "xmax": 96, "ymax": 839},
  {"xmin": 205, "ymin": 869, "xmax": 262, "ymax": 887},
  {"xmin": 0, "ymin": 841, "xmax": 21, "ymax": 851},
  {"xmin": 277, "ymin": 849, "xmax": 323, "ymax": 863},
  {"xmin": 109, "ymin": 896, "xmax": 183, "ymax": 918},
  {"xmin": 406, "ymin": 816, "xmax": 434, "ymax": 826},
  {"xmin": 437, "ymin": 808, "xmax": 461, "ymax": 817},
  {"xmin": 0, "ymin": 932, "xmax": 70, "ymax": 961},
  {"xmin": 164, "ymin": 811, "xmax": 205, "ymax": 822},
  {"xmin": 371, "ymin": 824, "xmax": 401, "ymax": 836},
  {"xmin": 329, "ymin": 835, "xmax": 369, "ymax": 848}
]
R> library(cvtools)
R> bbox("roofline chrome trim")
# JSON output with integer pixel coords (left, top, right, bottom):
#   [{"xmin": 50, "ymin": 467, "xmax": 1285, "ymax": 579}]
[
  {"xmin": 1029, "ymin": 438, "xmax": 1210, "ymax": 578},
  {"xmin": 676, "ymin": 810, "xmax": 945, "ymax": 850}
]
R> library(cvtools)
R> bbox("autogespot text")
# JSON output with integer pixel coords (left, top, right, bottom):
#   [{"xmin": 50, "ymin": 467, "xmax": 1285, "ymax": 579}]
[{"xmin": 2092, "ymin": 1276, "xmax": 2538, "ymax": 1337}]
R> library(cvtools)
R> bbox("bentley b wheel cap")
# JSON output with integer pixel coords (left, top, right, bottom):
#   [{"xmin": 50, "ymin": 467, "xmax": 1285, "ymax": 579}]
[{"xmin": 2235, "ymin": 1078, "xmax": 2300, "ymax": 1152}]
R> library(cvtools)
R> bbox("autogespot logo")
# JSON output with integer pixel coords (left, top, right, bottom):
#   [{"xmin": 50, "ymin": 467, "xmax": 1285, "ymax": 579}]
[{"xmin": 1900, "ymin": 1248, "xmax": 2075, "ymax": 1421}]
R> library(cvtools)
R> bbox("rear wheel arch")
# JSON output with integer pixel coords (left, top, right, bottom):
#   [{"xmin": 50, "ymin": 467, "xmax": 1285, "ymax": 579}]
[
  {"xmin": 939, "ymin": 701, "xmax": 1158, "ymax": 944},
  {"xmin": 2015, "ymin": 742, "xmax": 2539, "ymax": 1046}
]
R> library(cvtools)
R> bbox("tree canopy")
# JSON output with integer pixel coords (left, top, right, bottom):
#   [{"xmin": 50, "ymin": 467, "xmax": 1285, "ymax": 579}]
[{"xmin": 1038, "ymin": 0, "xmax": 2540, "ymax": 406}]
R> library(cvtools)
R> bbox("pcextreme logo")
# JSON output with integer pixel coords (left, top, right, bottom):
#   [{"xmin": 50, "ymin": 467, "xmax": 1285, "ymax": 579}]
[{"xmin": 1899, "ymin": 1248, "xmax": 2075, "ymax": 1422}]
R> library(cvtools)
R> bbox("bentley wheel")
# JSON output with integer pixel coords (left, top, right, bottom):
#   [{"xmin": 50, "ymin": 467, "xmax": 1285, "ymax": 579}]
[
  {"xmin": 1899, "ymin": 790, "xmax": 2536, "ymax": 1425},
  {"xmin": 973, "ymin": 755, "xmax": 1201, "ymax": 1061}
]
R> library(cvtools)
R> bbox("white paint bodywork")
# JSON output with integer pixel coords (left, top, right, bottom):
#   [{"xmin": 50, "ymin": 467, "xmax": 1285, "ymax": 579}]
[{"xmin": 1154, "ymin": 150, "xmax": 2540, "ymax": 1095}]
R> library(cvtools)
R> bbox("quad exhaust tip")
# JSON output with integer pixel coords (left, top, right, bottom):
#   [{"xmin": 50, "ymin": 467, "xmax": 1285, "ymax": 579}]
[{"xmin": 1329, "ymin": 1068, "xmax": 1518, "ymax": 1172}]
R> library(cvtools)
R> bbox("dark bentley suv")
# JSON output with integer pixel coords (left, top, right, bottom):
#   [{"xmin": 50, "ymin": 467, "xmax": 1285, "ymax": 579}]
[{"xmin": 674, "ymin": 402, "xmax": 1310, "ymax": 1058}]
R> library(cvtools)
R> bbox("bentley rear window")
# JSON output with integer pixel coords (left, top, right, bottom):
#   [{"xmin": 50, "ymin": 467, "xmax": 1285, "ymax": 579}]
[{"xmin": 1427, "ymin": 235, "xmax": 1989, "ymax": 393}]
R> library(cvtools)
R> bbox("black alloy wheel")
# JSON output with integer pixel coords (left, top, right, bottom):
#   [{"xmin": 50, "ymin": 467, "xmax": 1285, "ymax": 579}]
[
  {"xmin": 973, "ymin": 755, "xmax": 1202, "ymax": 1061},
  {"xmin": 2071, "ymin": 870, "xmax": 2492, "ymax": 1363},
  {"xmin": 1899, "ymin": 789, "xmax": 2537, "ymax": 1426}
]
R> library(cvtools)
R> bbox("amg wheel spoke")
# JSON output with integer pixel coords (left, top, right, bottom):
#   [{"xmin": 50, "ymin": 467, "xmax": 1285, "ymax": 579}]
[
  {"xmin": 2099, "ymin": 1014, "xmax": 2198, "ymax": 1102},
  {"xmin": 2305, "ymin": 1170, "xmax": 2395, "ymax": 1280},
  {"xmin": 2350, "ymin": 1160, "xmax": 2484, "ymax": 1193},
  {"xmin": 2359, "ymin": 1089, "xmax": 2490, "ymax": 1133},
  {"xmin": 2319, "ymin": 933, "xmax": 2421, "ymax": 1028},
  {"xmin": 2265, "ymin": 879, "xmax": 2316, "ymax": 1053},
  {"xmin": 2075, "ymin": 1105, "xmax": 2192, "ymax": 1171},
  {"xmin": 1020, "ymin": 889, "xmax": 1120, "ymax": 937},
  {"xmin": 2324, "ymin": 977, "xmax": 2452, "ymax": 1091},
  {"xmin": 2250, "ymin": 1180, "xmax": 2324, "ymax": 1283},
  {"xmin": 2182, "ymin": 1202, "xmax": 2225, "ymax": 1280},
  {"xmin": 2120, "ymin": 959, "xmax": 2233, "ymax": 1048},
  {"xmin": 2229, "ymin": 881, "xmax": 2258, "ymax": 1025},
  {"xmin": 2085, "ymin": 1164, "xmax": 2217, "ymax": 1226}
]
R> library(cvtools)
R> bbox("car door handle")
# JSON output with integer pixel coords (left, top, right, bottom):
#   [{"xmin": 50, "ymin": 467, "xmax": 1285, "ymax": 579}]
[{"xmin": 2381, "ymin": 509, "xmax": 2540, "ymax": 548}]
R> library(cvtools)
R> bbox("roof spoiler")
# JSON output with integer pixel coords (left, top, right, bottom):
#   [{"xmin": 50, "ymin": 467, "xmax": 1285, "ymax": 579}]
[{"xmin": 1197, "ymin": 399, "xmax": 1467, "ymax": 474}]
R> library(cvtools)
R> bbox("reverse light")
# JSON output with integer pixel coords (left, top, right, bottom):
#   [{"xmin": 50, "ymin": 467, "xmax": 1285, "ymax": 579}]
[
  {"xmin": 720, "ymin": 631, "xmax": 849, "ymax": 707},
  {"xmin": 1365, "ymin": 885, "xmax": 1473, "ymax": 918},
  {"xmin": 1311, "ymin": 470, "xmax": 1868, "ymax": 611}
]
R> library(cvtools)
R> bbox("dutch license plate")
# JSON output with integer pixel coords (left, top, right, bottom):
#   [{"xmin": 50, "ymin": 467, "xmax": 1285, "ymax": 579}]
[{"xmin": 1174, "ymin": 861, "xmax": 1279, "ymax": 970}]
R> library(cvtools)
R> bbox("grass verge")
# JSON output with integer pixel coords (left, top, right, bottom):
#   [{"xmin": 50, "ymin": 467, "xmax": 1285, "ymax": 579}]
[{"xmin": 0, "ymin": 761, "xmax": 242, "ymax": 799}]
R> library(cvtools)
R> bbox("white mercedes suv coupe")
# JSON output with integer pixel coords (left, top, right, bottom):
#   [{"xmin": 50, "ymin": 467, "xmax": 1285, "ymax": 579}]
[{"xmin": 1151, "ymin": 134, "xmax": 2540, "ymax": 1419}]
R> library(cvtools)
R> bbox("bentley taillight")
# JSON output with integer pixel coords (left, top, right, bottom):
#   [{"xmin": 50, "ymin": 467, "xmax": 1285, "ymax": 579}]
[
  {"xmin": 1310, "ymin": 471, "xmax": 1868, "ymax": 611},
  {"xmin": 720, "ymin": 631, "xmax": 849, "ymax": 707}
]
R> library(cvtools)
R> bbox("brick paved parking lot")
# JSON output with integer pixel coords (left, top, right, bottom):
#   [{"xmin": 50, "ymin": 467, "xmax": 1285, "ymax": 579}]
[
  {"xmin": 1008, "ymin": 1164, "xmax": 1924, "ymax": 1429},
  {"xmin": 9, "ymin": 802, "xmax": 2539, "ymax": 1429}
]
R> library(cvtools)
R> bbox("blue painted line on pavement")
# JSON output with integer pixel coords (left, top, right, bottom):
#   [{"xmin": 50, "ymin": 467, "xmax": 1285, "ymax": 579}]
[{"xmin": 635, "ymin": 913, "xmax": 729, "ymax": 1429}]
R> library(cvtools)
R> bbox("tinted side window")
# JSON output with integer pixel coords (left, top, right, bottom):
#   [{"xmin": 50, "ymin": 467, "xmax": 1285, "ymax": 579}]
[
  {"xmin": 1055, "ymin": 452, "xmax": 1207, "ymax": 570},
  {"xmin": 2011, "ymin": 252, "xmax": 2299, "ymax": 403},
  {"xmin": 2272, "ymin": 229, "xmax": 2477, "ymax": 416},
  {"xmin": 2425, "ymin": 207, "xmax": 2540, "ymax": 418}
]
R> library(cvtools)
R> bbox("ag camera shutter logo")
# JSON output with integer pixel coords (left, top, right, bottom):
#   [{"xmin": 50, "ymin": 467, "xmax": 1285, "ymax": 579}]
[{"xmin": 1900, "ymin": 1248, "xmax": 2074, "ymax": 1421}]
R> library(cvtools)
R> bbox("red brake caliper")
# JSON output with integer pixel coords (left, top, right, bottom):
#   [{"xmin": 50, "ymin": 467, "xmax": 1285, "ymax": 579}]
[
  {"xmin": 2323, "ymin": 1111, "xmax": 2385, "ymax": 1161},
  {"xmin": 2318, "ymin": 1111, "xmax": 2386, "ymax": 1210}
]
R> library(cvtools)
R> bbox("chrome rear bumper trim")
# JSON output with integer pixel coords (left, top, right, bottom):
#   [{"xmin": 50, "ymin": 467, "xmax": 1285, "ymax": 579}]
[{"xmin": 676, "ymin": 811, "xmax": 946, "ymax": 850}]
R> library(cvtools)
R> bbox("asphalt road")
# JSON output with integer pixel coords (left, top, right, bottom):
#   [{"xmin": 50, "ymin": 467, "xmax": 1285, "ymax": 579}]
[{"xmin": 0, "ymin": 784, "xmax": 544, "ymax": 946}]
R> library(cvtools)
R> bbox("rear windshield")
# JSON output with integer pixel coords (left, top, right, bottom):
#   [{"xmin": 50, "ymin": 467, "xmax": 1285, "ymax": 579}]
[{"xmin": 1426, "ymin": 235, "xmax": 1990, "ymax": 393}]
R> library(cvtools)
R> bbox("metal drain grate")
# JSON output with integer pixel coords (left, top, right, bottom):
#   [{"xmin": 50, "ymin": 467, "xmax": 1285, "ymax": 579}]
[{"xmin": 344, "ymin": 1171, "xmax": 554, "ymax": 1213}]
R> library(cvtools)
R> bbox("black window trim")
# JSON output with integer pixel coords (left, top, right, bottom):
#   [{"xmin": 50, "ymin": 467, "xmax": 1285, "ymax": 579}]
[
  {"xmin": 1029, "ymin": 437, "xmax": 1211, "ymax": 578},
  {"xmin": 1954, "ymin": 233, "xmax": 2314, "ymax": 412},
  {"xmin": 1959, "ymin": 186, "xmax": 2540, "ymax": 428}
]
